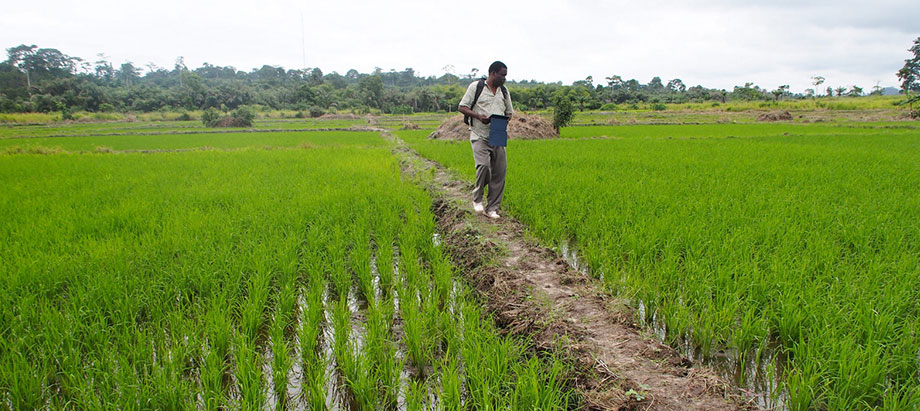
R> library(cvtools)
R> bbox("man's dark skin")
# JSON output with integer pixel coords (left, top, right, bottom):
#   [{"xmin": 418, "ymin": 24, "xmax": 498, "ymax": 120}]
[{"xmin": 458, "ymin": 67, "xmax": 510, "ymax": 124}]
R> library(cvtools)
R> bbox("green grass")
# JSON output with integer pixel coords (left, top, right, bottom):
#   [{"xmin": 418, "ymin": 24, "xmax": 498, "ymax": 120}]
[
  {"xmin": 559, "ymin": 122, "xmax": 919, "ymax": 139},
  {"xmin": 400, "ymin": 123, "xmax": 920, "ymax": 410},
  {"xmin": 0, "ymin": 130, "xmax": 386, "ymax": 152},
  {"xmin": 0, "ymin": 118, "xmax": 369, "ymax": 139},
  {"xmin": 0, "ymin": 129, "xmax": 574, "ymax": 408}
]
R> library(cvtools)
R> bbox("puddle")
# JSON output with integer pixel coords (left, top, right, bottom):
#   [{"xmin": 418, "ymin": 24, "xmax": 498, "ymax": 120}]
[{"xmin": 559, "ymin": 239, "xmax": 603, "ymax": 281}]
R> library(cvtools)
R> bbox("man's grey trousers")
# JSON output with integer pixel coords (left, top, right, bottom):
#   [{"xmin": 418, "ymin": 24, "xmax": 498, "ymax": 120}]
[{"xmin": 471, "ymin": 139, "xmax": 506, "ymax": 213}]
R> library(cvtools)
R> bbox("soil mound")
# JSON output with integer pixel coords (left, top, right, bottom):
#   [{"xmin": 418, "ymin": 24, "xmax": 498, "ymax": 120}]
[
  {"xmin": 428, "ymin": 113, "xmax": 558, "ymax": 140},
  {"xmin": 319, "ymin": 113, "xmax": 361, "ymax": 120},
  {"xmin": 757, "ymin": 111, "xmax": 793, "ymax": 121}
]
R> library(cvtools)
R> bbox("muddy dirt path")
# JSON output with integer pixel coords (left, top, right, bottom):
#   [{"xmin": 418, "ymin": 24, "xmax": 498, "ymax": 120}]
[{"xmin": 384, "ymin": 130, "xmax": 757, "ymax": 410}]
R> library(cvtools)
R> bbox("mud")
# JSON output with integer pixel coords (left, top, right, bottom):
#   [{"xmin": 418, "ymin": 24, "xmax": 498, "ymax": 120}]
[
  {"xmin": 388, "ymin": 130, "xmax": 758, "ymax": 410},
  {"xmin": 756, "ymin": 111, "xmax": 793, "ymax": 122}
]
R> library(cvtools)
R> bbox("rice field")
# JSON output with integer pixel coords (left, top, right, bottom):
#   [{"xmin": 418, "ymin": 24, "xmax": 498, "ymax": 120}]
[
  {"xmin": 0, "ymin": 130, "xmax": 387, "ymax": 152},
  {"xmin": 4, "ymin": 112, "xmax": 918, "ymax": 410},
  {"xmin": 400, "ymin": 121, "xmax": 920, "ymax": 410},
  {"xmin": 0, "ymin": 128, "xmax": 572, "ymax": 408}
]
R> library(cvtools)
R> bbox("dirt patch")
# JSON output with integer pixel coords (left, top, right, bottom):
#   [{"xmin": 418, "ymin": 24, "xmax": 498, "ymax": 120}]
[
  {"xmin": 211, "ymin": 116, "xmax": 252, "ymax": 128},
  {"xmin": 387, "ymin": 131, "xmax": 756, "ymax": 410},
  {"xmin": 756, "ymin": 111, "xmax": 793, "ymax": 121},
  {"xmin": 427, "ymin": 113, "xmax": 558, "ymax": 140},
  {"xmin": 319, "ymin": 113, "xmax": 361, "ymax": 120}
]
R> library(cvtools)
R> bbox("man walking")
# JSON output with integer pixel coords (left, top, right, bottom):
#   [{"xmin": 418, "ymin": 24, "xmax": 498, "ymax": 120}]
[{"xmin": 457, "ymin": 61, "xmax": 513, "ymax": 219}]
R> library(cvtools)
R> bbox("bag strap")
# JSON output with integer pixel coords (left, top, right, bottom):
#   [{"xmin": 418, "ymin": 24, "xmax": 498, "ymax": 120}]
[
  {"xmin": 464, "ymin": 78, "xmax": 487, "ymax": 125},
  {"xmin": 464, "ymin": 79, "xmax": 508, "ymax": 125}
]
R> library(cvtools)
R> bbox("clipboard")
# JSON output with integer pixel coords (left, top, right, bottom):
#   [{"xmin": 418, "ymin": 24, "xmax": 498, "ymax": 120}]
[{"xmin": 488, "ymin": 114, "xmax": 510, "ymax": 147}]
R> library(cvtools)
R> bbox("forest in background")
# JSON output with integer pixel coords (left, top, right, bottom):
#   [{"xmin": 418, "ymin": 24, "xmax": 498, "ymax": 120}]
[{"xmin": 0, "ymin": 44, "xmax": 908, "ymax": 116}]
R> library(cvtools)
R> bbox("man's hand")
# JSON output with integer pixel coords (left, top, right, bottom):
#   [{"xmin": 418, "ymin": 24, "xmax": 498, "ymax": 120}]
[{"xmin": 459, "ymin": 106, "xmax": 491, "ymax": 124}]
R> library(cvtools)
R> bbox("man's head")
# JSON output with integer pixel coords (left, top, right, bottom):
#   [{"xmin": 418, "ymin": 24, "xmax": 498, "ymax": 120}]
[{"xmin": 488, "ymin": 61, "xmax": 507, "ymax": 87}]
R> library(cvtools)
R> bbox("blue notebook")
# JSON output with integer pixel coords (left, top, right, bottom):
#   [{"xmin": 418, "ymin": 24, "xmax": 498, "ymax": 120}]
[{"xmin": 488, "ymin": 114, "xmax": 510, "ymax": 146}]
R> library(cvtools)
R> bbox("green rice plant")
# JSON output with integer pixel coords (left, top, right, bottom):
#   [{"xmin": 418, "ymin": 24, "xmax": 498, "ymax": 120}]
[
  {"xmin": 302, "ymin": 356, "xmax": 328, "ymax": 410},
  {"xmin": 134, "ymin": 311, "xmax": 199, "ymax": 408},
  {"xmin": 202, "ymin": 344, "xmax": 229, "ymax": 410},
  {"xmin": 784, "ymin": 356, "xmax": 828, "ymax": 410},
  {"xmin": 327, "ymin": 228, "xmax": 351, "ymax": 301},
  {"xmin": 825, "ymin": 338, "xmax": 888, "ymax": 410},
  {"xmin": 430, "ymin": 250, "xmax": 453, "ymax": 310},
  {"xmin": 240, "ymin": 270, "xmax": 271, "ymax": 344},
  {"xmin": 460, "ymin": 301, "xmax": 519, "ymax": 409},
  {"xmin": 510, "ymin": 355, "xmax": 572, "ymax": 410},
  {"xmin": 233, "ymin": 333, "xmax": 265, "ymax": 409},
  {"xmin": 299, "ymin": 281, "xmax": 326, "ymax": 362},
  {"xmin": 438, "ymin": 306, "xmax": 461, "ymax": 357},
  {"xmin": 405, "ymin": 378, "xmax": 429, "ymax": 411},
  {"xmin": 350, "ymin": 222, "xmax": 375, "ymax": 304},
  {"xmin": 880, "ymin": 384, "xmax": 920, "ymax": 410},
  {"xmin": 298, "ymin": 281, "xmax": 327, "ymax": 409},
  {"xmin": 274, "ymin": 280, "xmax": 297, "ymax": 335},
  {"xmin": 344, "ymin": 348, "xmax": 379, "ymax": 410},
  {"xmin": 421, "ymin": 287, "xmax": 447, "ymax": 356},
  {"xmin": 399, "ymin": 236, "xmax": 422, "ymax": 293},
  {"xmin": 438, "ymin": 350, "xmax": 463, "ymax": 410},
  {"xmin": 401, "ymin": 287, "xmax": 429, "ymax": 377},
  {"xmin": 201, "ymin": 299, "xmax": 233, "ymax": 409},
  {"xmin": 374, "ymin": 228, "xmax": 396, "ymax": 296},
  {"xmin": 269, "ymin": 313, "xmax": 292, "ymax": 406},
  {"xmin": 364, "ymin": 298, "xmax": 401, "ymax": 407},
  {"xmin": 331, "ymin": 297, "xmax": 376, "ymax": 411},
  {"xmin": 330, "ymin": 297, "xmax": 352, "ymax": 372}
]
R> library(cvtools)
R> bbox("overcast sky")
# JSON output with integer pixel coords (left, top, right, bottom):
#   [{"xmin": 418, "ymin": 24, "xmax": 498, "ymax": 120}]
[{"xmin": 2, "ymin": 0, "xmax": 917, "ymax": 92}]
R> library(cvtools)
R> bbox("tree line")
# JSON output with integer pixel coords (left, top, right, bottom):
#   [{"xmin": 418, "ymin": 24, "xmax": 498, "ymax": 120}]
[{"xmin": 0, "ymin": 43, "xmax": 912, "ymax": 116}]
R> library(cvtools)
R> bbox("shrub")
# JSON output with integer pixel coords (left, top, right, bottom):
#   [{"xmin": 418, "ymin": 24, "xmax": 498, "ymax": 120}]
[
  {"xmin": 391, "ymin": 105, "xmax": 414, "ymax": 115},
  {"xmin": 176, "ymin": 112, "xmax": 192, "ymax": 121},
  {"xmin": 201, "ymin": 106, "xmax": 255, "ymax": 128},
  {"xmin": 309, "ymin": 106, "xmax": 325, "ymax": 118},
  {"xmin": 58, "ymin": 103, "xmax": 74, "ymax": 121},
  {"xmin": 201, "ymin": 108, "xmax": 221, "ymax": 127},
  {"xmin": 600, "ymin": 103, "xmax": 619, "ymax": 111},
  {"xmin": 230, "ymin": 106, "xmax": 254, "ymax": 127},
  {"xmin": 650, "ymin": 103, "xmax": 667, "ymax": 111},
  {"xmin": 552, "ymin": 96, "xmax": 574, "ymax": 131}
]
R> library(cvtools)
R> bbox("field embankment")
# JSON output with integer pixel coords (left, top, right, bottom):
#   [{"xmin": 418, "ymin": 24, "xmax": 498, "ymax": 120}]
[{"xmin": 390, "ymin": 129, "xmax": 750, "ymax": 409}]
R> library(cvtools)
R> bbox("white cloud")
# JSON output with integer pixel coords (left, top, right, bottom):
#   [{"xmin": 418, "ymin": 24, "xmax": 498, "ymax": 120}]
[{"xmin": 1, "ymin": 0, "xmax": 916, "ymax": 92}]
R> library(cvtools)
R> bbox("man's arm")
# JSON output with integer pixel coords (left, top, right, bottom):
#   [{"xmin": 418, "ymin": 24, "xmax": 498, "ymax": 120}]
[
  {"xmin": 458, "ymin": 105, "xmax": 490, "ymax": 124},
  {"xmin": 503, "ymin": 88, "xmax": 514, "ymax": 120}
]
